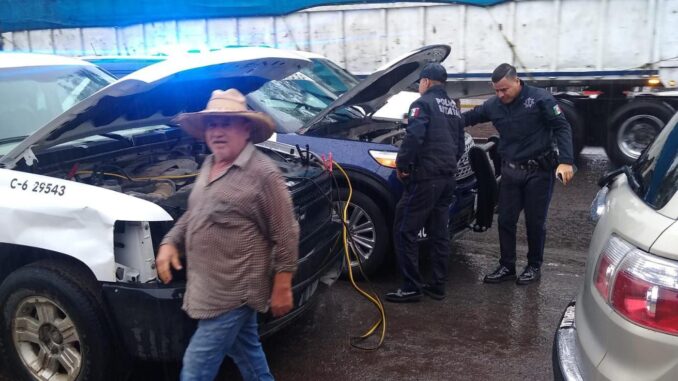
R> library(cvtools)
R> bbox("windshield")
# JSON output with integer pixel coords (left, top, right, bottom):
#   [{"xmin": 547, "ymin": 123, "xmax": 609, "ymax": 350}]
[
  {"xmin": 632, "ymin": 113, "xmax": 678, "ymax": 210},
  {"xmin": 0, "ymin": 64, "xmax": 113, "ymax": 154},
  {"xmin": 301, "ymin": 58, "xmax": 359, "ymax": 96},
  {"xmin": 248, "ymin": 72, "xmax": 362, "ymax": 133}
]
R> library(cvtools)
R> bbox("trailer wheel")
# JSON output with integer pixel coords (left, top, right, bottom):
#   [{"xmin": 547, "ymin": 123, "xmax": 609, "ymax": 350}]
[
  {"xmin": 557, "ymin": 100, "xmax": 585, "ymax": 158},
  {"xmin": 606, "ymin": 100, "xmax": 674, "ymax": 166},
  {"xmin": 0, "ymin": 263, "xmax": 112, "ymax": 381}
]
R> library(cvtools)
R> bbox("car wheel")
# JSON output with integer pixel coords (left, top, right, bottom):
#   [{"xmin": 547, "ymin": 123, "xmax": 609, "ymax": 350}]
[
  {"xmin": 0, "ymin": 262, "xmax": 112, "ymax": 381},
  {"xmin": 606, "ymin": 100, "xmax": 674, "ymax": 166},
  {"xmin": 334, "ymin": 189, "xmax": 389, "ymax": 277}
]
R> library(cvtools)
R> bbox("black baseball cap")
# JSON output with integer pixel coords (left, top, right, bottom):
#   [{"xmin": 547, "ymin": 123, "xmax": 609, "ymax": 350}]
[{"xmin": 419, "ymin": 63, "xmax": 447, "ymax": 82}]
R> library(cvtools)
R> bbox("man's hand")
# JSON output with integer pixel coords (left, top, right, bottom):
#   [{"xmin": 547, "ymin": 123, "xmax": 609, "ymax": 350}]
[
  {"xmin": 156, "ymin": 244, "xmax": 183, "ymax": 284},
  {"xmin": 555, "ymin": 163, "xmax": 575, "ymax": 185},
  {"xmin": 396, "ymin": 168, "xmax": 410, "ymax": 182},
  {"xmin": 270, "ymin": 272, "xmax": 294, "ymax": 317}
]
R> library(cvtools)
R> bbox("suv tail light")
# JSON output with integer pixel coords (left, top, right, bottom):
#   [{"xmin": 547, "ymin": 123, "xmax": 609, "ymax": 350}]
[
  {"xmin": 594, "ymin": 236, "xmax": 631, "ymax": 300},
  {"xmin": 611, "ymin": 250, "xmax": 678, "ymax": 335},
  {"xmin": 593, "ymin": 235, "xmax": 678, "ymax": 335}
]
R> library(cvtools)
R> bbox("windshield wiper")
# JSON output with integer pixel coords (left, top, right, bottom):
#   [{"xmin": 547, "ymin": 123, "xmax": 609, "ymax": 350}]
[{"xmin": 0, "ymin": 136, "xmax": 28, "ymax": 145}]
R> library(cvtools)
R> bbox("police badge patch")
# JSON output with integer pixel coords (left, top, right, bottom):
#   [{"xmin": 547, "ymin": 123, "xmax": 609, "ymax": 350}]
[
  {"xmin": 553, "ymin": 104, "xmax": 562, "ymax": 116},
  {"xmin": 409, "ymin": 107, "xmax": 420, "ymax": 118},
  {"xmin": 523, "ymin": 97, "xmax": 535, "ymax": 109}
]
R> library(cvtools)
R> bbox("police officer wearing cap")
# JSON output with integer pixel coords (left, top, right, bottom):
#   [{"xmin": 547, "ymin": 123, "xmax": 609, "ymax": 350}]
[
  {"xmin": 385, "ymin": 63, "xmax": 465, "ymax": 303},
  {"xmin": 463, "ymin": 63, "xmax": 575, "ymax": 285}
]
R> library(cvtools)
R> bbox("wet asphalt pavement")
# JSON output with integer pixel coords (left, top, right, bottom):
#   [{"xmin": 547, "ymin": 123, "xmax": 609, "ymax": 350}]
[
  {"xmin": 126, "ymin": 147, "xmax": 614, "ymax": 381},
  {"xmin": 255, "ymin": 147, "xmax": 611, "ymax": 381},
  {"xmin": 0, "ymin": 148, "xmax": 613, "ymax": 381}
]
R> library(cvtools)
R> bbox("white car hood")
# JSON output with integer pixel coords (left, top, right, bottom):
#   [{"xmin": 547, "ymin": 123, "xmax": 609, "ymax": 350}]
[
  {"xmin": 0, "ymin": 48, "xmax": 310, "ymax": 169},
  {"xmin": 300, "ymin": 44, "xmax": 450, "ymax": 134}
]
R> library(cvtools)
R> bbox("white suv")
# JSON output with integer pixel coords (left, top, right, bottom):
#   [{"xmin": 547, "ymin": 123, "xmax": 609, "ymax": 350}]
[{"xmin": 553, "ymin": 113, "xmax": 678, "ymax": 380}]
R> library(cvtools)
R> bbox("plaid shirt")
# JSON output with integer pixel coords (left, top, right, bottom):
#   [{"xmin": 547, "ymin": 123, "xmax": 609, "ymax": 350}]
[{"xmin": 161, "ymin": 143, "xmax": 299, "ymax": 319}]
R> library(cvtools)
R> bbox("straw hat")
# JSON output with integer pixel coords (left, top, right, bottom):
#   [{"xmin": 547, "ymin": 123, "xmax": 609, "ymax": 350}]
[{"xmin": 173, "ymin": 89, "xmax": 275, "ymax": 143}]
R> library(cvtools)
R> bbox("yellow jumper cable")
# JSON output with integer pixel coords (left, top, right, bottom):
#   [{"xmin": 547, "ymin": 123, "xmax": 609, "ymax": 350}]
[{"xmin": 333, "ymin": 161, "xmax": 387, "ymax": 350}]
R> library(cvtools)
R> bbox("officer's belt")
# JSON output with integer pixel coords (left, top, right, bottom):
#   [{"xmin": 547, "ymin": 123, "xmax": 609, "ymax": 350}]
[{"xmin": 503, "ymin": 159, "xmax": 539, "ymax": 171}]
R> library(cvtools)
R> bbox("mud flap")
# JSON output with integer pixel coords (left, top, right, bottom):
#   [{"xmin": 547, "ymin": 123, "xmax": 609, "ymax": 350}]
[{"xmin": 468, "ymin": 140, "xmax": 500, "ymax": 232}]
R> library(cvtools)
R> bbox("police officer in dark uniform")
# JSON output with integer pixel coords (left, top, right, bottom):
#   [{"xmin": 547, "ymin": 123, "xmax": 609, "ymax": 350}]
[
  {"xmin": 463, "ymin": 63, "xmax": 575, "ymax": 285},
  {"xmin": 385, "ymin": 63, "xmax": 465, "ymax": 302}
]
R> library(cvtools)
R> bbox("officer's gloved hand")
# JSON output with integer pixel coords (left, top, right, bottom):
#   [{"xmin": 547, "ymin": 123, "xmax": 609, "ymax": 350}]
[
  {"xmin": 556, "ymin": 164, "xmax": 575, "ymax": 185},
  {"xmin": 396, "ymin": 168, "xmax": 410, "ymax": 182}
]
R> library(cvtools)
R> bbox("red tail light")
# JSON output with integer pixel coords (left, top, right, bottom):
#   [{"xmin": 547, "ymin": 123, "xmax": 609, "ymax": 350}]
[
  {"xmin": 594, "ymin": 236, "xmax": 631, "ymax": 300},
  {"xmin": 610, "ymin": 250, "xmax": 678, "ymax": 335}
]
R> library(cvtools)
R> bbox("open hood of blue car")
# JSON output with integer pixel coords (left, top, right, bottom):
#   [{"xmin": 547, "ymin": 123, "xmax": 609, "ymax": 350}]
[{"xmin": 299, "ymin": 44, "xmax": 450, "ymax": 134}]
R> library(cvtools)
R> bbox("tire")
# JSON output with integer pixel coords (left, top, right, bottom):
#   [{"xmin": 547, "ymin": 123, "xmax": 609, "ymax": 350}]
[
  {"xmin": 0, "ymin": 262, "xmax": 113, "ymax": 381},
  {"xmin": 557, "ymin": 99, "xmax": 585, "ymax": 158},
  {"xmin": 335, "ymin": 189, "xmax": 389, "ymax": 277},
  {"xmin": 605, "ymin": 100, "xmax": 674, "ymax": 166}
]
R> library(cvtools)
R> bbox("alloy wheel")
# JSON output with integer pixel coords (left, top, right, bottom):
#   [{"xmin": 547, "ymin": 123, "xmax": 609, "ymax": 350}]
[
  {"xmin": 12, "ymin": 296, "xmax": 82, "ymax": 381},
  {"xmin": 334, "ymin": 201, "xmax": 377, "ymax": 267}
]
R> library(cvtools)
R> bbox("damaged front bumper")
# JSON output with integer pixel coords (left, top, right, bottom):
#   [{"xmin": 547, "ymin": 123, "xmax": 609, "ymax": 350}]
[{"xmin": 102, "ymin": 221, "xmax": 342, "ymax": 361}]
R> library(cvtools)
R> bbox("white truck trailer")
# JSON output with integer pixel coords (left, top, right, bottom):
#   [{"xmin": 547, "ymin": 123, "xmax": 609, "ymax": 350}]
[{"xmin": 2, "ymin": 0, "xmax": 678, "ymax": 164}]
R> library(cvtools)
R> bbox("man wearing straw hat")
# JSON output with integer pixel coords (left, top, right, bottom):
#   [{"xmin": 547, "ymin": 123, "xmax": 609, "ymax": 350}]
[{"xmin": 156, "ymin": 88, "xmax": 299, "ymax": 381}]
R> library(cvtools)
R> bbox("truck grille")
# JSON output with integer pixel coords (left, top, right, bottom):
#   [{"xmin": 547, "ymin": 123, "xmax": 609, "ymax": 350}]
[{"xmin": 290, "ymin": 171, "xmax": 333, "ymax": 238}]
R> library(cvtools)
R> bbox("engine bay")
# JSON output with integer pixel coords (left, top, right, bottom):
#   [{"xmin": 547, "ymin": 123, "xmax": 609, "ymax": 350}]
[
  {"xmin": 25, "ymin": 127, "xmax": 317, "ymax": 215},
  {"xmin": 307, "ymin": 118, "xmax": 406, "ymax": 146},
  {"xmin": 15, "ymin": 126, "xmax": 332, "ymax": 284}
]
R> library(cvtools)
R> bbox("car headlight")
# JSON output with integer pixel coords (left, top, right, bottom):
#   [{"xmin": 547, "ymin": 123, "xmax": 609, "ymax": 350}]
[
  {"xmin": 589, "ymin": 186, "xmax": 609, "ymax": 223},
  {"xmin": 369, "ymin": 150, "xmax": 397, "ymax": 168}
]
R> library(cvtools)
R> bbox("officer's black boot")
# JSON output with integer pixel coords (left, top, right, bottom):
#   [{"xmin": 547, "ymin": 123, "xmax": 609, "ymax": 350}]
[
  {"xmin": 385, "ymin": 288, "xmax": 422, "ymax": 303},
  {"xmin": 483, "ymin": 265, "xmax": 517, "ymax": 283},
  {"xmin": 516, "ymin": 265, "xmax": 541, "ymax": 285},
  {"xmin": 422, "ymin": 283, "xmax": 446, "ymax": 300}
]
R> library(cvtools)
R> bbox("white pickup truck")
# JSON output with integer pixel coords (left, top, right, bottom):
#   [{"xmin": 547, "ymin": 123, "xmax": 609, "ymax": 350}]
[{"xmin": 0, "ymin": 49, "xmax": 341, "ymax": 381}]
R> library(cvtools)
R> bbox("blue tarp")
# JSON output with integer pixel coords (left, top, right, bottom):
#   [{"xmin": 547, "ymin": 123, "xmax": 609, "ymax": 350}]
[{"xmin": 0, "ymin": 0, "xmax": 507, "ymax": 33}]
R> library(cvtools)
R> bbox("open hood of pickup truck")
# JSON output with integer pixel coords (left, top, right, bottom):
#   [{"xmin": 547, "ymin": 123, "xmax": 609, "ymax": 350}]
[
  {"xmin": 0, "ymin": 48, "xmax": 310, "ymax": 168},
  {"xmin": 299, "ymin": 44, "xmax": 450, "ymax": 134}
]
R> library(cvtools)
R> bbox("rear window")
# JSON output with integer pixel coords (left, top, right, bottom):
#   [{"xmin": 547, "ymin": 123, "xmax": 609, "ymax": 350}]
[{"xmin": 633, "ymin": 113, "xmax": 678, "ymax": 209}]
